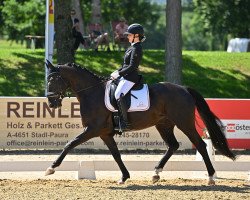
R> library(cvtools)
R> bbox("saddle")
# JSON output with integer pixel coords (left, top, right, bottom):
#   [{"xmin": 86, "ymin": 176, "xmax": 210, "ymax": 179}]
[
  {"xmin": 105, "ymin": 76, "xmax": 150, "ymax": 112},
  {"xmin": 104, "ymin": 77, "xmax": 150, "ymax": 133}
]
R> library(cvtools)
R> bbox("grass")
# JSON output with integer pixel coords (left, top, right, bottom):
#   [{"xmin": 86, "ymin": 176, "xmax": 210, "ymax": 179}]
[
  {"xmin": 0, "ymin": 40, "xmax": 249, "ymax": 97},
  {"xmin": 182, "ymin": 51, "xmax": 250, "ymax": 98}
]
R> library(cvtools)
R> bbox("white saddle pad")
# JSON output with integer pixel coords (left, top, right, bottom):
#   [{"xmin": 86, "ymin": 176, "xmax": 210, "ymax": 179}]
[{"xmin": 104, "ymin": 80, "xmax": 150, "ymax": 112}]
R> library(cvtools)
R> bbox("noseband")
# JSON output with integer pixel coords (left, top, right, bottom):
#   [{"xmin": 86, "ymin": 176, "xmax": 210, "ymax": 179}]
[{"xmin": 46, "ymin": 72, "xmax": 68, "ymax": 99}]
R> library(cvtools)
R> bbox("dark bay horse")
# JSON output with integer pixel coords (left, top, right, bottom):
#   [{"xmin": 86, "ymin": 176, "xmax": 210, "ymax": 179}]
[{"xmin": 45, "ymin": 61, "xmax": 235, "ymax": 185}]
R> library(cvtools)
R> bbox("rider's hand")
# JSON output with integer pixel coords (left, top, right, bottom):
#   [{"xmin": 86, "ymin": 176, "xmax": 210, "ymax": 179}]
[{"xmin": 110, "ymin": 70, "xmax": 119, "ymax": 79}]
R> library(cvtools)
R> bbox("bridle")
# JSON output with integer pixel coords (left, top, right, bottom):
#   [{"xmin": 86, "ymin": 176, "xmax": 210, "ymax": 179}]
[
  {"xmin": 46, "ymin": 72, "xmax": 68, "ymax": 99},
  {"xmin": 46, "ymin": 71, "xmax": 110, "ymax": 99}
]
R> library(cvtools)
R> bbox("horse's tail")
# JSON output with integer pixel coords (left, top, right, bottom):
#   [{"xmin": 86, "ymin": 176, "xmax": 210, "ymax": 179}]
[{"xmin": 186, "ymin": 87, "xmax": 236, "ymax": 161}]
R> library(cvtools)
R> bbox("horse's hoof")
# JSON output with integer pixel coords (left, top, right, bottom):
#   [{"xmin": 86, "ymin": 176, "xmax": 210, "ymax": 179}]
[
  {"xmin": 208, "ymin": 176, "xmax": 215, "ymax": 185},
  {"xmin": 117, "ymin": 175, "xmax": 130, "ymax": 185},
  {"xmin": 155, "ymin": 168, "xmax": 163, "ymax": 174},
  {"xmin": 152, "ymin": 175, "xmax": 160, "ymax": 184},
  {"xmin": 45, "ymin": 167, "xmax": 55, "ymax": 176},
  {"xmin": 117, "ymin": 179, "xmax": 125, "ymax": 185}
]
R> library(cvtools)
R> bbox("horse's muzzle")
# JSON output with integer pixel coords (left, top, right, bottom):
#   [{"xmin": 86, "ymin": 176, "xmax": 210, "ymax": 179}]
[
  {"xmin": 46, "ymin": 91, "xmax": 64, "ymax": 108},
  {"xmin": 47, "ymin": 97, "xmax": 62, "ymax": 109}
]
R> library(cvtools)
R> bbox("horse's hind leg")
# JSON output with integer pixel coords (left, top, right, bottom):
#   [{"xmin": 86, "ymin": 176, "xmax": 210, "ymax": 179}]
[
  {"xmin": 153, "ymin": 123, "xmax": 179, "ymax": 183},
  {"xmin": 179, "ymin": 125, "xmax": 216, "ymax": 185}
]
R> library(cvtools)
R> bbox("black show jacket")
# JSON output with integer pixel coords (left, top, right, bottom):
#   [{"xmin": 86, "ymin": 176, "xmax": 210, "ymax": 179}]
[{"xmin": 118, "ymin": 42, "xmax": 142, "ymax": 83}]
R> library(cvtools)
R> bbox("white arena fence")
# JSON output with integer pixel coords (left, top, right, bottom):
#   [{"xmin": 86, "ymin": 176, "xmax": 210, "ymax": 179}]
[
  {"xmin": 0, "ymin": 160, "xmax": 249, "ymax": 180},
  {"xmin": 1, "ymin": 98, "xmax": 250, "ymax": 181}
]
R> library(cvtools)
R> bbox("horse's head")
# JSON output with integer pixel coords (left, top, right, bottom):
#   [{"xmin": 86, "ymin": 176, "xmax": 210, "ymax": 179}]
[{"xmin": 46, "ymin": 60, "xmax": 69, "ymax": 109}]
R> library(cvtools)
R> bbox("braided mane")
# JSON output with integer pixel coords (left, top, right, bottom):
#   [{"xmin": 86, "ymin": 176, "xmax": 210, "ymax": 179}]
[{"xmin": 66, "ymin": 63, "xmax": 106, "ymax": 81}]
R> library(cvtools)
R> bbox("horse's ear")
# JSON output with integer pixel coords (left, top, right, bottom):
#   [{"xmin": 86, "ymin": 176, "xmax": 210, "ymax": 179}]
[{"xmin": 45, "ymin": 59, "xmax": 54, "ymax": 69}]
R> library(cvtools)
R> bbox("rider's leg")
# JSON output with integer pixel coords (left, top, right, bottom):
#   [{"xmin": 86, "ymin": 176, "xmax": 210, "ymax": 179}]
[
  {"xmin": 114, "ymin": 79, "xmax": 134, "ymax": 130},
  {"xmin": 114, "ymin": 78, "xmax": 135, "ymax": 100},
  {"xmin": 117, "ymin": 93, "xmax": 130, "ymax": 129}
]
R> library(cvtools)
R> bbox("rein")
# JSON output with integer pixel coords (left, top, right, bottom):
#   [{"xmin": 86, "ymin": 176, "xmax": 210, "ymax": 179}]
[
  {"xmin": 74, "ymin": 79, "xmax": 109, "ymax": 94},
  {"xmin": 47, "ymin": 71, "xmax": 110, "ymax": 97}
]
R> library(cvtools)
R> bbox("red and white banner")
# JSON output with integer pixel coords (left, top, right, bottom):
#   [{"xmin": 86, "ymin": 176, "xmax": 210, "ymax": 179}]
[{"xmin": 196, "ymin": 99, "xmax": 250, "ymax": 149}]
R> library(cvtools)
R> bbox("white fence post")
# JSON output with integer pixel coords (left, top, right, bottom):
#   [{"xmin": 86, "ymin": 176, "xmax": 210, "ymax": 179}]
[
  {"xmin": 78, "ymin": 161, "xmax": 96, "ymax": 180},
  {"xmin": 196, "ymin": 139, "xmax": 215, "ymax": 161}
]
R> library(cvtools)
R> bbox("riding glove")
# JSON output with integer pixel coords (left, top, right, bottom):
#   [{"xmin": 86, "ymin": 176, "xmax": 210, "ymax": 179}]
[{"xmin": 110, "ymin": 70, "xmax": 119, "ymax": 79}]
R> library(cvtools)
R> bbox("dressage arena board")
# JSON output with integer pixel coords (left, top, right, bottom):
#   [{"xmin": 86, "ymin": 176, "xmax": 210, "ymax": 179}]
[
  {"xmin": 0, "ymin": 97, "xmax": 193, "ymax": 150},
  {"xmin": 1, "ymin": 154, "xmax": 249, "ymax": 200},
  {"xmin": 1, "ymin": 97, "xmax": 250, "ymax": 150},
  {"xmin": 0, "ymin": 154, "xmax": 249, "ymax": 181},
  {"xmin": 0, "ymin": 160, "xmax": 249, "ymax": 180}
]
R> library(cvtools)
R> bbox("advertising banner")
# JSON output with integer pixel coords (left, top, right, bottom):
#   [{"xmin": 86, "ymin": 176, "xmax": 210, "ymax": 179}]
[
  {"xmin": 0, "ymin": 97, "xmax": 191, "ymax": 150},
  {"xmin": 195, "ymin": 99, "xmax": 250, "ymax": 149}
]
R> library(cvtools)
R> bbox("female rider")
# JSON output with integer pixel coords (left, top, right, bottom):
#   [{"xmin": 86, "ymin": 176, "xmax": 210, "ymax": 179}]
[{"xmin": 110, "ymin": 23, "xmax": 146, "ymax": 131}]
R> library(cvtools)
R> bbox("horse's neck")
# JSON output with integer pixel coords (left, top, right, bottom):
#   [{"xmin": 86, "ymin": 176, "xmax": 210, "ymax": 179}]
[
  {"xmin": 63, "ymin": 67, "xmax": 102, "ymax": 93},
  {"xmin": 79, "ymin": 71, "xmax": 100, "ymax": 86}
]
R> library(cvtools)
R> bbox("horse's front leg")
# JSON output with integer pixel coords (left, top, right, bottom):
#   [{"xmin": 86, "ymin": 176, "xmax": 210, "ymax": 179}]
[
  {"xmin": 45, "ymin": 126, "xmax": 96, "ymax": 176},
  {"xmin": 100, "ymin": 134, "xmax": 130, "ymax": 184}
]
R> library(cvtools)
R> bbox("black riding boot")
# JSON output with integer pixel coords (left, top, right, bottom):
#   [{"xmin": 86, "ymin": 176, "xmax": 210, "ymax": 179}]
[{"xmin": 116, "ymin": 94, "xmax": 131, "ymax": 132}]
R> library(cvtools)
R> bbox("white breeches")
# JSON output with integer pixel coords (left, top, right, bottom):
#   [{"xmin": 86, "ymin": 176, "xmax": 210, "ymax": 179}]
[{"xmin": 115, "ymin": 78, "xmax": 135, "ymax": 100}]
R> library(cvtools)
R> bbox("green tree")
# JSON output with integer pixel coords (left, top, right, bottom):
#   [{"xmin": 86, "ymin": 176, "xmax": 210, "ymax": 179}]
[
  {"xmin": 182, "ymin": 11, "xmax": 211, "ymax": 51},
  {"xmin": 166, "ymin": 0, "xmax": 182, "ymax": 84},
  {"xmin": 91, "ymin": 0, "xmax": 101, "ymax": 23},
  {"xmin": 54, "ymin": 0, "xmax": 74, "ymax": 63},
  {"xmin": 0, "ymin": 0, "xmax": 163, "ymax": 49},
  {"xmin": 71, "ymin": 0, "xmax": 85, "ymax": 34},
  {"xmin": 101, "ymin": 0, "xmax": 160, "ymax": 26},
  {"xmin": 0, "ymin": 0, "xmax": 5, "ymax": 36},
  {"xmin": 194, "ymin": 0, "xmax": 250, "ymax": 49},
  {"xmin": 1, "ymin": 0, "xmax": 45, "ymax": 43},
  {"xmin": 81, "ymin": 0, "xmax": 162, "ymax": 48},
  {"xmin": 80, "ymin": 0, "xmax": 161, "ymax": 28}
]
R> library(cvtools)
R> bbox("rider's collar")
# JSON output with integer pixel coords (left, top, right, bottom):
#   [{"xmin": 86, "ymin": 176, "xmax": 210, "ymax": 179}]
[{"xmin": 131, "ymin": 42, "xmax": 140, "ymax": 46}]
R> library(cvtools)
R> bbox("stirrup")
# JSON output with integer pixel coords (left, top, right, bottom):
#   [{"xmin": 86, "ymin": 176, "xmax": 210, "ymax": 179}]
[
  {"xmin": 114, "ymin": 118, "xmax": 131, "ymax": 133},
  {"xmin": 120, "ymin": 120, "xmax": 131, "ymax": 131}
]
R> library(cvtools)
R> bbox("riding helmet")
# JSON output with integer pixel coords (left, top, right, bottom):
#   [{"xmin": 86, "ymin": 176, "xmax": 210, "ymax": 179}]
[{"xmin": 124, "ymin": 23, "xmax": 144, "ymax": 35}]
